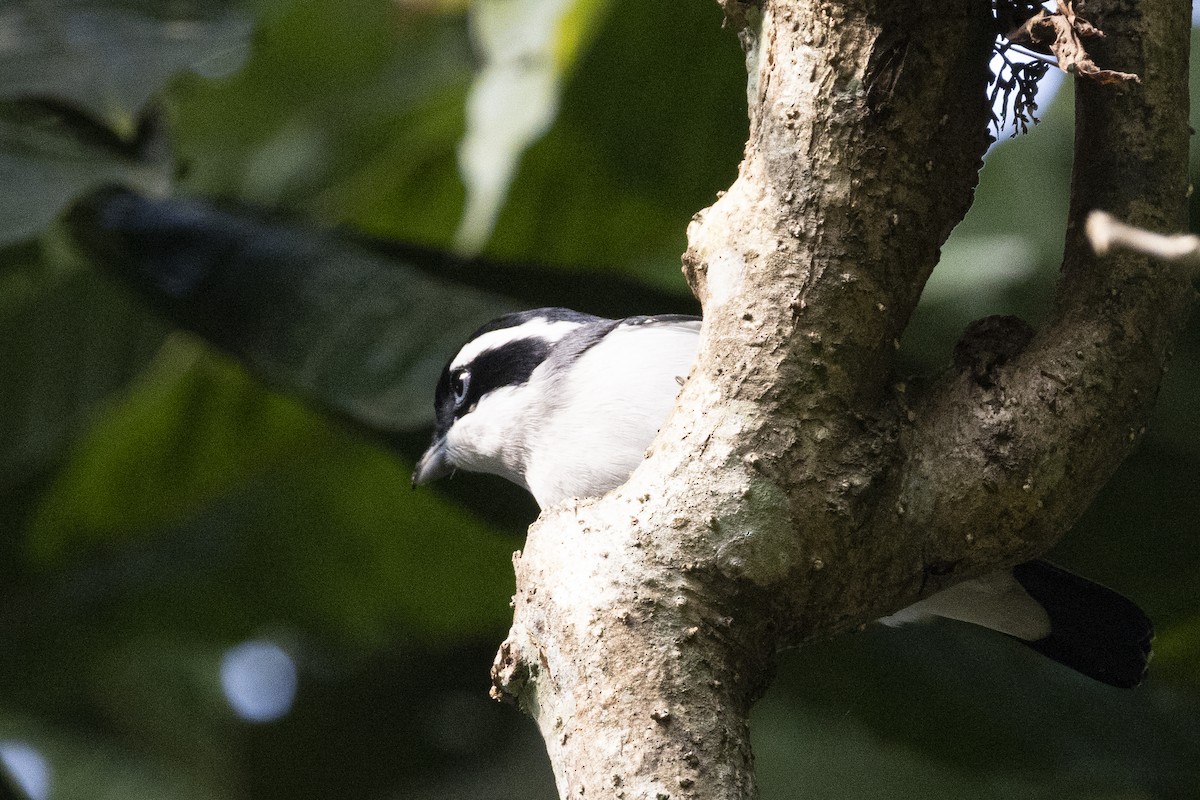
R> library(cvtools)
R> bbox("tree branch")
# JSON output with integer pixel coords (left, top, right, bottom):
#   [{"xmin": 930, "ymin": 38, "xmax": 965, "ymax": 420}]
[
  {"xmin": 496, "ymin": 1, "xmax": 995, "ymax": 797},
  {"xmin": 492, "ymin": 0, "xmax": 1193, "ymax": 797},
  {"xmin": 897, "ymin": 0, "xmax": 1194, "ymax": 597}
]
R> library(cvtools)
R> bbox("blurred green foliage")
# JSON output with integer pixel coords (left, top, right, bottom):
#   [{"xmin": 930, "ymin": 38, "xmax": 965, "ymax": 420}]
[{"xmin": 0, "ymin": 1, "xmax": 1197, "ymax": 799}]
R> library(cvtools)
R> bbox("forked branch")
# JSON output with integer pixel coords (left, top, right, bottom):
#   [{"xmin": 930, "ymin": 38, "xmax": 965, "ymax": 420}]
[{"xmin": 494, "ymin": 1, "xmax": 1193, "ymax": 798}]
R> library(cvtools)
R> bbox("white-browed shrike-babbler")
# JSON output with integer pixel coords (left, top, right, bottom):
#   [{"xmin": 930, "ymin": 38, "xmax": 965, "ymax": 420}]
[{"xmin": 413, "ymin": 308, "xmax": 1152, "ymax": 688}]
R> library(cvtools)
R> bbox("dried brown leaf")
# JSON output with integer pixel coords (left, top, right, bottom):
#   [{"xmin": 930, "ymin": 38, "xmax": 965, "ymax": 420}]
[
  {"xmin": 1006, "ymin": 1, "xmax": 1139, "ymax": 86},
  {"xmin": 1075, "ymin": 64, "xmax": 1141, "ymax": 85}
]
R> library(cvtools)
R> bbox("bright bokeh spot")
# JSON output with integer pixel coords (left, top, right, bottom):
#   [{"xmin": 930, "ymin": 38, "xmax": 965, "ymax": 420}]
[
  {"xmin": 219, "ymin": 640, "xmax": 298, "ymax": 723},
  {"xmin": 0, "ymin": 741, "xmax": 50, "ymax": 800}
]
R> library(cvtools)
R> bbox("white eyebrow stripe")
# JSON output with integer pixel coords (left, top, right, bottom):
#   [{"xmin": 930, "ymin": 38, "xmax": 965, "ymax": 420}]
[{"xmin": 450, "ymin": 318, "xmax": 585, "ymax": 369}]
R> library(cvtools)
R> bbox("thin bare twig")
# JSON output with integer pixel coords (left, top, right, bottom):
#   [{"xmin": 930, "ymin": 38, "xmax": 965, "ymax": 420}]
[{"xmin": 1087, "ymin": 211, "xmax": 1200, "ymax": 270}]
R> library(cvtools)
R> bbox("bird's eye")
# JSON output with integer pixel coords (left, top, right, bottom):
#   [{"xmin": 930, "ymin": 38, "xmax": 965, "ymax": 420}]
[{"xmin": 452, "ymin": 370, "xmax": 471, "ymax": 408}]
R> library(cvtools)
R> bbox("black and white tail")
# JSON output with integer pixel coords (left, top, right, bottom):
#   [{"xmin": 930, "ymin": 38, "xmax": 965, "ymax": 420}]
[
  {"xmin": 1012, "ymin": 560, "xmax": 1153, "ymax": 688},
  {"xmin": 882, "ymin": 559, "xmax": 1152, "ymax": 688}
]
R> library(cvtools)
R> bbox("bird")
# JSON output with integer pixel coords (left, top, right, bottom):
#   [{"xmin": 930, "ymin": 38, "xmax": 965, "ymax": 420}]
[{"xmin": 413, "ymin": 307, "xmax": 1153, "ymax": 688}]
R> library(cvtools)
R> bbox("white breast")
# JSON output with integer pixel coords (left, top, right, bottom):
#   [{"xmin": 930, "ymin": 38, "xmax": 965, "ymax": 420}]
[{"xmin": 524, "ymin": 321, "xmax": 701, "ymax": 508}]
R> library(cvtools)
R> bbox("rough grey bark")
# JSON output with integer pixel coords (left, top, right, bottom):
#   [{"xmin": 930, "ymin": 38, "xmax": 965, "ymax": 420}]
[{"xmin": 491, "ymin": 1, "xmax": 1194, "ymax": 798}]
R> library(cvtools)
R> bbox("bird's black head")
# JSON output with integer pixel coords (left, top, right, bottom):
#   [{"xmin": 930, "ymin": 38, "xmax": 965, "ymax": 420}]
[{"xmin": 413, "ymin": 308, "xmax": 604, "ymax": 486}]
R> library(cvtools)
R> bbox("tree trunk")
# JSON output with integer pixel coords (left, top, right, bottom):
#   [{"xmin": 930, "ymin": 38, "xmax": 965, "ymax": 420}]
[{"xmin": 492, "ymin": 1, "xmax": 1194, "ymax": 798}]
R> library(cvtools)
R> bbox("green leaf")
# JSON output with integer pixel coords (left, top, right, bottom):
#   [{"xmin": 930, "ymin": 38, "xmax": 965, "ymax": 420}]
[
  {"xmin": 27, "ymin": 342, "xmax": 517, "ymax": 644},
  {"xmin": 0, "ymin": 2, "xmax": 252, "ymax": 129},
  {"xmin": 481, "ymin": 0, "xmax": 748, "ymax": 290},
  {"xmin": 0, "ymin": 102, "xmax": 171, "ymax": 244},
  {"xmin": 0, "ymin": 236, "xmax": 165, "ymax": 495},
  {"xmin": 72, "ymin": 191, "xmax": 518, "ymax": 434},
  {"xmin": 172, "ymin": 0, "xmax": 474, "ymax": 248},
  {"xmin": 26, "ymin": 338, "xmax": 315, "ymax": 557},
  {"xmin": 453, "ymin": 0, "xmax": 614, "ymax": 253},
  {"xmin": 0, "ymin": 1, "xmax": 253, "ymax": 243}
]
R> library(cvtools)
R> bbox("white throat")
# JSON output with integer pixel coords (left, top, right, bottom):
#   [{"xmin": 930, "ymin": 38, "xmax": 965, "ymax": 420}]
[{"xmin": 443, "ymin": 382, "xmax": 541, "ymax": 490}]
